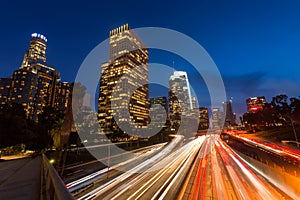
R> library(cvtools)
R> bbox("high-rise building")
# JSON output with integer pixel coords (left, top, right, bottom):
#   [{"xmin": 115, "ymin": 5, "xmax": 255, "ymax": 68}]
[
  {"xmin": 0, "ymin": 77, "xmax": 12, "ymax": 107},
  {"xmin": 191, "ymin": 96, "xmax": 198, "ymax": 110},
  {"xmin": 9, "ymin": 69, "xmax": 37, "ymax": 115},
  {"xmin": 212, "ymin": 107, "xmax": 221, "ymax": 129},
  {"xmin": 198, "ymin": 107, "xmax": 209, "ymax": 130},
  {"xmin": 168, "ymin": 71, "xmax": 193, "ymax": 132},
  {"xmin": 21, "ymin": 33, "xmax": 47, "ymax": 69},
  {"xmin": 6, "ymin": 33, "xmax": 62, "ymax": 119},
  {"xmin": 54, "ymin": 82, "xmax": 71, "ymax": 112},
  {"xmin": 149, "ymin": 97, "xmax": 168, "ymax": 130},
  {"xmin": 223, "ymin": 99, "xmax": 236, "ymax": 127},
  {"xmin": 246, "ymin": 96, "xmax": 266, "ymax": 113},
  {"xmin": 98, "ymin": 24, "xmax": 149, "ymax": 136}
]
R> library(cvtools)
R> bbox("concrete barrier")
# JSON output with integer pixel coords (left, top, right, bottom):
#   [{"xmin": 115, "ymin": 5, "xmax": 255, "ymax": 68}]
[{"xmin": 237, "ymin": 152, "xmax": 300, "ymax": 199}]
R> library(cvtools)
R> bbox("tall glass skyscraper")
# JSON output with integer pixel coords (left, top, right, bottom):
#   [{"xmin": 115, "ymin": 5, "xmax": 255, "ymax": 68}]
[
  {"xmin": 98, "ymin": 24, "xmax": 149, "ymax": 136},
  {"xmin": 168, "ymin": 71, "xmax": 193, "ymax": 133}
]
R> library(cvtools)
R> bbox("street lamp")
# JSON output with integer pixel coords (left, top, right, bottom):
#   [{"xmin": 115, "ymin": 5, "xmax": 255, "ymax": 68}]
[{"xmin": 290, "ymin": 118, "xmax": 299, "ymax": 148}]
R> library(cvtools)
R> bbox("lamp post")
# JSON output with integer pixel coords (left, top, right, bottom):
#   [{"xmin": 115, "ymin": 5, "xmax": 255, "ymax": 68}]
[{"xmin": 290, "ymin": 118, "xmax": 299, "ymax": 148}]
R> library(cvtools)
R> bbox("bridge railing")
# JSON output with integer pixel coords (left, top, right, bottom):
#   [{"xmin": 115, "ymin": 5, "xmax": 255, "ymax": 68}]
[{"xmin": 40, "ymin": 154, "xmax": 74, "ymax": 200}]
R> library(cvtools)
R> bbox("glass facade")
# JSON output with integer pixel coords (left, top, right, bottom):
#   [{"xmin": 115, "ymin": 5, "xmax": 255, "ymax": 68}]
[{"xmin": 168, "ymin": 71, "xmax": 193, "ymax": 132}]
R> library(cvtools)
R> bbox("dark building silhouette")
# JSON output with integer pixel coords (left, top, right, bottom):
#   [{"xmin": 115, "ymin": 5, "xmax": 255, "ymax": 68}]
[
  {"xmin": 0, "ymin": 77, "xmax": 12, "ymax": 107},
  {"xmin": 223, "ymin": 99, "xmax": 236, "ymax": 127}
]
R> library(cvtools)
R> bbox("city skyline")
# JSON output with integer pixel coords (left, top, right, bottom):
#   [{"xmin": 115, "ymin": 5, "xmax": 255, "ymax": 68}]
[
  {"xmin": 1, "ymin": 0, "xmax": 300, "ymax": 116},
  {"xmin": 1, "ymin": 2, "xmax": 300, "ymax": 198}
]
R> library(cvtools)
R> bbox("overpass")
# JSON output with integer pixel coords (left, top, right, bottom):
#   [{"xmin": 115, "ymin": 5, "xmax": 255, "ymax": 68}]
[{"xmin": 0, "ymin": 154, "xmax": 73, "ymax": 200}]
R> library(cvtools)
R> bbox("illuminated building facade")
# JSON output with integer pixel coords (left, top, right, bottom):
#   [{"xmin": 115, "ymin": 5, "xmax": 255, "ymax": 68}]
[
  {"xmin": 54, "ymin": 82, "xmax": 71, "ymax": 112},
  {"xmin": 246, "ymin": 96, "xmax": 266, "ymax": 113},
  {"xmin": 168, "ymin": 71, "xmax": 193, "ymax": 132},
  {"xmin": 191, "ymin": 96, "xmax": 198, "ymax": 110},
  {"xmin": 0, "ymin": 33, "xmax": 68, "ymax": 120},
  {"xmin": 212, "ymin": 107, "xmax": 222, "ymax": 129},
  {"xmin": 9, "ymin": 33, "xmax": 60, "ymax": 118},
  {"xmin": 98, "ymin": 24, "xmax": 149, "ymax": 136},
  {"xmin": 149, "ymin": 97, "xmax": 168, "ymax": 130},
  {"xmin": 198, "ymin": 107, "xmax": 209, "ymax": 130},
  {"xmin": 0, "ymin": 77, "xmax": 12, "ymax": 107},
  {"xmin": 9, "ymin": 69, "xmax": 37, "ymax": 115},
  {"xmin": 21, "ymin": 33, "xmax": 47, "ymax": 69}
]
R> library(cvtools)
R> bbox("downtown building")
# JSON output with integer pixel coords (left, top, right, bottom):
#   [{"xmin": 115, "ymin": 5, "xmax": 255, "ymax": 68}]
[
  {"xmin": 212, "ymin": 107, "xmax": 222, "ymax": 129},
  {"xmin": 0, "ymin": 33, "xmax": 70, "ymax": 119},
  {"xmin": 198, "ymin": 107, "xmax": 209, "ymax": 130},
  {"xmin": 0, "ymin": 77, "xmax": 12, "ymax": 108},
  {"xmin": 168, "ymin": 71, "xmax": 193, "ymax": 133},
  {"xmin": 246, "ymin": 96, "xmax": 266, "ymax": 113},
  {"xmin": 148, "ymin": 96, "xmax": 168, "ymax": 132},
  {"xmin": 223, "ymin": 99, "xmax": 236, "ymax": 127},
  {"xmin": 98, "ymin": 24, "xmax": 149, "ymax": 137}
]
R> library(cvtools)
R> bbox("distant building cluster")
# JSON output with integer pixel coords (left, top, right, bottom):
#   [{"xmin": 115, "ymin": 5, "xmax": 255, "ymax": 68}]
[
  {"xmin": 211, "ymin": 99, "xmax": 237, "ymax": 129},
  {"xmin": 246, "ymin": 96, "xmax": 266, "ymax": 113},
  {"xmin": 0, "ymin": 33, "xmax": 71, "ymax": 120}
]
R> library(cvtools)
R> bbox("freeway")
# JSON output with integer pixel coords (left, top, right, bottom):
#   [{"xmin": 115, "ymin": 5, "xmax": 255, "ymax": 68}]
[
  {"xmin": 67, "ymin": 143, "xmax": 166, "ymax": 193},
  {"xmin": 181, "ymin": 135, "xmax": 293, "ymax": 200},
  {"xmin": 77, "ymin": 135, "xmax": 204, "ymax": 200},
  {"xmin": 69, "ymin": 132, "xmax": 299, "ymax": 200}
]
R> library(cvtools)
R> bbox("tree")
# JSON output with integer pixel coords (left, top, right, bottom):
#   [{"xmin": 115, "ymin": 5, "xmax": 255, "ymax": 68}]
[
  {"xmin": 290, "ymin": 97, "xmax": 300, "ymax": 124},
  {"xmin": 57, "ymin": 82, "xmax": 86, "ymax": 175}
]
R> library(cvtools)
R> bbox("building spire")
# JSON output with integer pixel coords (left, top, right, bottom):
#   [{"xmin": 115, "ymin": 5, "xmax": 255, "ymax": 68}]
[{"xmin": 172, "ymin": 61, "xmax": 175, "ymax": 73}]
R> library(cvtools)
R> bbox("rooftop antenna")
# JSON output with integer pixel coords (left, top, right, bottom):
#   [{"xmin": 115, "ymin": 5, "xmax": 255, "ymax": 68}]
[{"xmin": 172, "ymin": 61, "xmax": 175, "ymax": 73}]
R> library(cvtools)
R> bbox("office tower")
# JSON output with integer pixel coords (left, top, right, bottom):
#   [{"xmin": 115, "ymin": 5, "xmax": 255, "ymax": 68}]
[
  {"xmin": 98, "ymin": 24, "xmax": 149, "ymax": 136},
  {"xmin": 0, "ymin": 77, "xmax": 12, "ymax": 107},
  {"xmin": 191, "ymin": 96, "xmax": 198, "ymax": 110},
  {"xmin": 212, "ymin": 107, "xmax": 221, "ymax": 129},
  {"xmin": 246, "ymin": 96, "xmax": 266, "ymax": 113},
  {"xmin": 54, "ymin": 82, "xmax": 71, "ymax": 112},
  {"xmin": 168, "ymin": 71, "xmax": 193, "ymax": 132},
  {"xmin": 149, "ymin": 97, "xmax": 167, "ymax": 130},
  {"xmin": 9, "ymin": 69, "xmax": 37, "ymax": 116},
  {"xmin": 8, "ymin": 33, "xmax": 60, "ymax": 119},
  {"xmin": 223, "ymin": 99, "xmax": 236, "ymax": 127},
  {"xmin": 198, "ymin": 107, "xmax": 209, "ymax": 130},
  {"xmin": 21, "ymin": 33, "xmax": 47, "ymax": 69}
]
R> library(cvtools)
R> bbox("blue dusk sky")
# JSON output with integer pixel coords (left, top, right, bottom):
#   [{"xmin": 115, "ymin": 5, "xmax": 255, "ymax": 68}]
[{"xmin": 0, "ymin": 0, "xmax": 300, "ymax": 116}]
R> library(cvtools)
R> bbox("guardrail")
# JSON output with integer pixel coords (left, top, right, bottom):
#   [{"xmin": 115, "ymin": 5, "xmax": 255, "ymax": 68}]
[{"xmin": 40, "ymin": 154, "xmax": 74, "ymax": 200}]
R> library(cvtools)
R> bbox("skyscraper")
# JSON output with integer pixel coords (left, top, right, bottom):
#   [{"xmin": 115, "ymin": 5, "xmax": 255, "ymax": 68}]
[
  {"xmin": 21, "ymin": 33, "xmax": 47, "ymax": 69},
  {"xmin": 198, "ymin": 107, "xmax": 209, "ymax": 130},
  {"xmin": 6, "ymin": 33, "xmax": 62, "ymax": 119},
  {"xmin": 168, "ymin": 71, "xmax": 193, "ymax": 132},
  {"xmin": 191, "ymin": 96, "xmax": 198, "ymax": 110},
  {"xmin": 149, "ymin": 97, "xmax": 168, "ymax": 130},
  {"xmin": 212, "ymin": 107, "xmax": 222, "ymax": 129},
  {"xmin": 98, "ymin": 24, "xmax": 149, "ymax": 136},
  {"xmin": 0, "ymin": 77, "xmax": 12, "ymax": 107},
  {"xmin": 223, "ymin": 99, "xmax": 236, "ymax": 127},
  {"xmin": 54, "ymin": 82, "xmax": 71, "ymax": 112}
]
